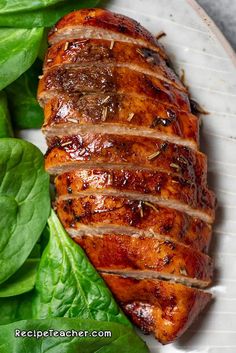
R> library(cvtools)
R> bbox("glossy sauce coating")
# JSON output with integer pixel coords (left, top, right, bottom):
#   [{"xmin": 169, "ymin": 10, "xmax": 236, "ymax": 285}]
[
  {"xmin": 38, "ymin": 66, "xmax": 190, "ymax": 112},
  {"xmin": 45, "ymin": 133, "xmax": 208, "ymax": 186},
  {"xmin": 43, "ymin": 92, "xmax": 199, "ymax": 148},
  {"xmin": 39, "ymin": 8, "xmax": 216, "ymax": 343},
  {"xmin": 102, "ymin": 274, "xmax": 211, "ymax": 344},
  {"xmin": 74, "ymin": 234, "xmax": 213, "ymax": 287},
  {"xmin": 48, "ymin": 8, "xmax": 168, "ymax": 58},
  {"xmin": 55, "ymin": 169, "xmax": 215, "ymax": 222},
  {"xmin": 56, "ymin": 194, "xmax": 212, "ymax": 252},
  {"xmin": 44, "ymin": 39, "xmax": 184, "ymax": 90}
]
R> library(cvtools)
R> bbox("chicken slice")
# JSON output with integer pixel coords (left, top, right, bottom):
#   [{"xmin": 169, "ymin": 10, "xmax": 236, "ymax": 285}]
[
  {"xmin": 45, "ymin": 134, "xmax": 208, "ymax": 187},
  {"xmin": 101, "ymin": 273, "xmax": 212, "ymax": 344},
  {"xmin": 43, "ymin": 39, "xmax": 184, "ymax": 91},
  {"xmin": 56, "ymin": 194, "xmax": 212, "ymax": 252},
  {"xmin": 55, "ymin": 169, "xmax": 215, "ymax": 223},
  {"xmin": 38, "ymin": 66, "xmax": 190, "ymax": 111},
  {"xmin": 48, "ymin": 8, "xmax": 168, "ymax": 59},
  {"xmin": 73, "ymin": 234, "xmax": 213, "ymax": 288},
  {"xmin": 43, "ymin": 93, "xmax": 199, "ymax": 149}
]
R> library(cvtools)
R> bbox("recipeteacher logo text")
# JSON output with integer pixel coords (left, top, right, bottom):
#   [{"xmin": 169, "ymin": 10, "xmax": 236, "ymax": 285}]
[{"xmin": 15, "ymin": 329, "xmax": 112, "ymax": 339}]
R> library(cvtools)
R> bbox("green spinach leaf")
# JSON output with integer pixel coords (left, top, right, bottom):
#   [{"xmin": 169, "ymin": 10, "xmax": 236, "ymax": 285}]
[
  {"xmin": 0, "ymin": 91, "xmax": 13, "ymax": 138},
  {"xmin": 29, "ymin": 243, "xmax": 41, "ymax": 259},
  {"xmin": 29, "ymin": 226, "xmax": 50, "ymax": 259},
  {"xmin": 0, "ymin": 0, "xmax": 65, "ymax": 14},
  {"xmin": 33, "ymin": 210, "xmax": 130, "ymax": 327},
  {"xmin": 5, "ymin": 60, "xmax": 44, "ymax": 129},
  {"xmin": 0, "ymin": 28, "xmax": 43, "ymax": 90},
  {"xmin": 39, "ymin": 225, "xmax": 50, "ymax": 255},
  {"xmin": 0, "ymin": 0, "xmax": 100, "ymax": 28},
  {"xmin": 38, "ymin": 28, "xmax": 49, "ymax": 61},
  {"xmin": 0, "ymin": 138, "xmax": 50, "ymax": 284},
  {"xmin": 0, "ymin": 318, "xmax": 149, "ymax": 353},
  {"xmin": 0, "ymin": 259, "xmax": 39, "ymax": 297},
  {"xmin": 0, "ymin": 292, "xmax": 33, "ymax": 325}
]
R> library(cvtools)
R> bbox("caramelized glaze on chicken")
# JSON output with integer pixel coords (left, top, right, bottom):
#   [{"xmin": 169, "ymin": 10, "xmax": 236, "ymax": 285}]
[
  {"xmin": 101, "ymin": 274, "xmax": 211, "ymax": 344},
  {"xmin": 39, "ymin": 7, "xmax": 216, "ymax": 344}
]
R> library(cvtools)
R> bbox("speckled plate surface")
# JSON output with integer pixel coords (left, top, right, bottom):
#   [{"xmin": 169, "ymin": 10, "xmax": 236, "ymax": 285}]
[{"xmin": 20, "ymin": 1, "xmax": 236, "ymax": 352}]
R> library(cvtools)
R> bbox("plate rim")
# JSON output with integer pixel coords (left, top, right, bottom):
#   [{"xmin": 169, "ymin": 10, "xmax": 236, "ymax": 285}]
[{"xmin": 187, "ymin": 0, "xmax": 236, "ymax": 68}]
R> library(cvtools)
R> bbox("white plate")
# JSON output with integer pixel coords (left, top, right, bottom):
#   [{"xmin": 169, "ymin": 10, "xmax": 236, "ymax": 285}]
[{"xmin": 20, "ymin": 1, "xmax": 236, "ymax": 352}]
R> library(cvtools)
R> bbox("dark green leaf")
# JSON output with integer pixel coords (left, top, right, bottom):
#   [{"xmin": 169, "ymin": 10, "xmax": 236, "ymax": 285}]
[
  {"xmin": 0, "ymin": 259, "xmax": 39, "ymax": 298},
  {"xmin": 33, "ymin": 210, "xmax": 130, "ymax": 327},
  {"xmin": 29, "ymin": 243, "xmax": 41, "ymax": 259},
  {"xmin": 5, "ymin": 60, "xmax": 44, "ymax": 129},
  {"xmin": 0, "ymin": 318, "xmax": 149, "ymax": 353},
  {"xmin": 0, "ymin": 0, "xmax": 65, "ymax": 14},
  {"xmin": 0, "ymin": 0, "xmax": 100, "ymax": 28},
  {"xmin": 39, "ymin": 225, "xmax": 50, "ymax": 255},
  {"xmin": 0, "ymin": 292, "xmax": 33, "ymax": 325},
  {"xmin": 0, "ymin": 139, "xmax": 50, "ymax": 284},
  {"xmin": 0, "ymin": 28, "xmax": 43, "ymax": 90},
  {"xmin": 38, "ymin": 28, "xmax": 49, "ymax": 61},
  {"xmin": 30, "ymin": 226, "xmax": 50, "ymax": 259},
  {"xmin": 0, "ymin": 91, "xmax": 13, "ymax": 137}
]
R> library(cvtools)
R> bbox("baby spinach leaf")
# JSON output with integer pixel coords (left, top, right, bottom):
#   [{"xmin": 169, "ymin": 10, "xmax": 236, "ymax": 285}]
[
  {"xmin": 0, "ymin": 0, "xmax": 65, "ymax": 14},
  {"xmin": 29, "ymin": 243, "xmax": 41, "ymax": 259},
  {"xmin": 0, "ymin": 0, "xmax": 100, "ymax": 28},
  {"xmin": 0, "ymin": 91, "xmax": 13, "ymax": 138},
  {"xmin": 38, "ymin": 28, "xmax": 49, "ymax": 61},
  {"xmin": 0, "ymin": 139, "xmax": 50, "ymax": 284},
  {"xmin": 0, "ymin": 259, "xmax": 39, "ymax": 298},
  {"xmin": 39, "ymin": 225, "xmax": 50, "ymax": 255},
  {"xmin": 5, "ymin": 60, "xmax": 44, "ymax": 129},
  {"xmin": 0, "ymin": 28, "xmax": 43, "ymax": 90},
  {"xmin": 29, "ymin": 226, "xmax": 50, "ymax": 259},
  {"xmin": 0, "ymin": 318, "xmax": 149, "ymax": 353},
  {"xmin": 0, "ymin": 292, "xmax": 33, "ymax": 325},
  {"xmin": 33, "ymin": 210, "xmax": 130, "ymax": 327}
]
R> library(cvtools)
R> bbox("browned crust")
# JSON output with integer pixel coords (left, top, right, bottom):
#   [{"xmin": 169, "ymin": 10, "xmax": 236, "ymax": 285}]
[
  {"xmin": 56, "ymin": 194, "xmax": 212, "ymax": 252},
  {"xmin": 38, "ymin": 66, "xmax": 190, "ymax": 112},
  {"xmin": 44, "ymin": 38, "xmax": 184, "ymax": 91},
  {"xmin": 45, "ymin": 134, "xmax": 208, "ymax": 187},
  {"xmin": 43, "ymin": 93, "xmax": 199, "ymax": 149},
  {"xmin": 39, "ymin": 8, "xmax": 216, "ymax": 343},
  {"xmin": 55, "ymin": 169, "xmax": 215, "ymax": 223},
  {"xmin": 48, "ymin": 8, "xmax": 167, "ymax": 58},
  {"xmin": 101, "ymin": 274, "xmax": 212, "ymax": 344},
  {"xmin": 73, "ymin": 234, "xmax": 213, "ymax": 287}
]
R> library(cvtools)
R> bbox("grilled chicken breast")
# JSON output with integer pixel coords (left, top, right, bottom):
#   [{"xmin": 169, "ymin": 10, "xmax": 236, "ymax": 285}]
[{"xmin": 39, "ymin": 8, "xmax": 216, "ymax": 344}]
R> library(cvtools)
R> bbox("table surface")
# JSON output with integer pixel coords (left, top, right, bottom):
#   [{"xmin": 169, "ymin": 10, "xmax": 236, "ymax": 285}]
[{"xmin": 197, "ymin": 0, "xmax": 236, "ymax": 51}]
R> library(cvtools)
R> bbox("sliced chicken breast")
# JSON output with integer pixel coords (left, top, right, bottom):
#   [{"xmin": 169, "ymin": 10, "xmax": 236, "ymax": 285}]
[{"xmin": 38, "ymin": 8, "xmax": 216, "ymax": 343}]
